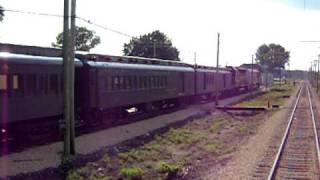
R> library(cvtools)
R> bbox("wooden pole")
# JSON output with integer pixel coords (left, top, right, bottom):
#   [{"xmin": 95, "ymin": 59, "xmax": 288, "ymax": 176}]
[
  {"xmin": 251, "ymin": 54, "xmax": 254, "ymax": 91},
  {"xmin": 318, "ymin": 56, "xmax": 320, "ymax": 92},
  {"xmin": 153, "ymin": 42, "xmax": 156, "ymax": 58},
  {"xmin": 215, "ymin": 33, "xmax": 220, "ymax": 105},
  {"xmin": 62, "ymin": 0, "xmax": 76, "ymax": 160},
  {"xmin": 62, "ymin": 0, "xmax": 71, "ymax": 160},
  {"xmin": 69, "ymin": 0, "xmax": 76, "ymax": 155}
]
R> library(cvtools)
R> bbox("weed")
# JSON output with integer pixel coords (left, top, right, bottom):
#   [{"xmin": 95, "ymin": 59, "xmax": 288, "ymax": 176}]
[
  {"xmin": 157, "ymin": 161, "xmax": 183, "ymax": 177},
  {"xmin": 118, "ymin": 150, "xmax": 147, "ymax": 163},
  {"xmin": 67, "ymin": 170, "xmax": 85, "ymax": 180},
  {"xmin": 236, "ymin": 124, "xmax": 249, "ymax": 135},
  {"xmin": 101, "ymin": 154, "xmax": 111, "ymax": 164},
  {"xmin": 210, "ymin": 118, "xmax": 228, "ymax": 132},
  {"xmin": 145, "ymin": 142, "xmax": 162, "ymax": 152},
  {"xmin": 120, "ymin": 167, "xmax": 144, "ymax": 180},
  {"xmin": 238, "ymin": 84, "xmax": 293, "ymax": 107},
  {"xmin": 166, "ymin": 128, "xmax": 202, "ymax": 145},
  {"xmin": 201, "ymin": 143, "xmax": 223, "ymax": 155}
]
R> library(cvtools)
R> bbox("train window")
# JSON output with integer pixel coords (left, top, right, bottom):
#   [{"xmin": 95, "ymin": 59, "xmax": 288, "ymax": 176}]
[
  {"xmin": 149, "ymin": 76, "xmax": 153, "ymax": 88},
  {"xmin": 0, "ymin": 75, "xmax": 7, "ymax": 90},
  {"xmin": 128, "ymin": 76, "xmax": 132, "ymax": 90},
  {"xmin": 152, "ymin": 76, "xmax": 156, "ymax": 88},
  {"xmin": 119, "ymin": 76, "xmax": 124, "ymax": 90},
  {"xmin": 162, "ymin": 76, "xmax": 167, "ymax": 88},
  {"xmin": 12, "ymin": 75, "xmax": 19, "ymax": 90},
  {"xmin": 26, "ymin": 74, "xmax": 37, "ymax": 96},
  {"xmin": 49, "ymin": 74, "xmax": 58, "ymax": 94},
  {"xmin": 159, "ymin": 76, "xmax": 162, "ymax": 88},
  {"xmin": 39, "ymin": 75, "xmax": 45, "ymax": 95},
  {"xmin": 160, "ymin": 76, "xmax": 164, "ymax": 88},
  {"xmin": 165, "ymin": 77, "xmax": 168, "ymax": 87},
  {"xmin": 147, "ymin": 76, "xmax": 151, "ymax": 88},
  {"xmin": 16, "ymin": 74, "xmax": 24, "ymax": 96},
  {"xmin": 60, "ymin": 75, "xmax": 63, "ymax": 93},
  {"xmin": 144, "ymin": 77, "xmax": 147, "ymax": 89},
  {"xmin": 181, "ymin": 73, "xmax": 185, "ymax": 92},
  {"xmin": 111, "ymin": 77, "xmax": 115, "ymax": 91},
  {"xmin": 124, "ymin": 77, "xmax": 128, "ymax": 90},
  {"xmin": 138, "ymin": 76, "xmax": 142, "ymax": 89},
  {"xmin": 104, "ymin": 78, "xmax": 108, "ymax": 90},
  {"xmin": 111, "ymin": 76, "xmax": 118, "ymax": 91},
  {"xmin": 155, "ymin": 76, "xmax": 159, "ymax": 88},
  {"xmin": 203, "ymin": 73, "xmax": 207, "ymax": 90},
  {"xmin": 223, "ymin": 74, "xmax": 227, "ymax": 88},
  {"xmin": 133, "ymin": 76, "xmax": 137, "ymax": 89}
]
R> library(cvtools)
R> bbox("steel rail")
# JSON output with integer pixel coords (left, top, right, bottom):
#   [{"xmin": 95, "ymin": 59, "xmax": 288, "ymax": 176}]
[
  {"xmin": 307, "ymin": 86, "xmax": 320, "ymax": 171},
  {"xmin": 267, "ymin": 86, "xmax": 303, "ymax": 180}
]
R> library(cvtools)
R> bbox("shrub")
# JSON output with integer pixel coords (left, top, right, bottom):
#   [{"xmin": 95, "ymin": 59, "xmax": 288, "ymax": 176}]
[
  {"xmin": 119, "ymin": 167, "xmax": 144, "ymax": 180},
  {"xmin": 157, "ymin": 161, "xmax": 183, "ymax": 177}
]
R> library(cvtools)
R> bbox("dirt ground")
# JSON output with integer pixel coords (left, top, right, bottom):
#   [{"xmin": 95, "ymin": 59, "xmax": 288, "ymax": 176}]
[
  {"xmin": 66, "ymin": 84, "xmax": 296, "ymax": 180},
  {"xmin": 202, "ymin": 86, "xmax": 299, "ymax": 179}
]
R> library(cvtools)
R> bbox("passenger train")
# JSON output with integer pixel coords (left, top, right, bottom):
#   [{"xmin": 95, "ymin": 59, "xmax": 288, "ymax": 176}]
[{"xmin": 0, "ymin": 50, "xmax": 261, "ymax": 143}]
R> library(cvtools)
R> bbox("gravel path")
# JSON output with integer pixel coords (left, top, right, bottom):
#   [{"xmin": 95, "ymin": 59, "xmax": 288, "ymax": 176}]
[
  {"xmin": 0, "ymin": 91, "xmax": 260, "ymax": 178},
  {"xmin": 202, "ymin": 86, "xmax": 300, "ymax": 180}
]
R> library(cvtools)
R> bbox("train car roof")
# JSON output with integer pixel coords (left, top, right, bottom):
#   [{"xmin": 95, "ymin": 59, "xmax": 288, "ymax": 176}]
[
  {"xmin": 85, "ymin": 60, "xmax": 194, "ymax": 72},
  {"xmin": 0, "ymin": 52, "xmax": 82, "ymax": 66},
  {"xmin": 196, "ymin": 68, "xmax": 231, "ymax": 74},
  {"xmin": 196, "ymin": 65, "xmax": 231, "ymax": 74},
  {"xmin": 77, "ymin": 53, "xmax": 193, "ymax": 68}
]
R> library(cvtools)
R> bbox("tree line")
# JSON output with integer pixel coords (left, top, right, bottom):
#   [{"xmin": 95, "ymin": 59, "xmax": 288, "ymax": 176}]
[{"xmin": 0, "ymin": 5, "xmax": 290, "ymax": 72}]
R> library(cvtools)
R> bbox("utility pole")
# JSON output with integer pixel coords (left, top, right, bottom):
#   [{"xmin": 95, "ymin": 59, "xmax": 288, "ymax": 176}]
[
  {"xmin": 70, "ymin": 0, "xmax": 76, "ymax": 155},
  {"xmin": 316, "ymin": 59, "xmax": 319, "ymax": 91},
  {"xmin": 194, "ymin": 51, "xmax": 197, "ymax": 98},
  {"xmin": 62, "ymin": 0, "xmax": 71, "ymax": 161},
  {"xmin": 311, "ymin": 61, "xmax": 313, "ymax": 85},
  {"xmin": 313, "ymin": 59, "xmax": 318, "ymax": 86},
  {"xmin": 62, "ymin": 0, "xmax": 76, "ymax": 162},
  {"xmin": 153, "ymin": 42, "xmax": 156, "ymax": 58},
  {"xmin": 318, "ymin": 55, "xmax": 320, "ymax": 92},
  {"xmin": 251, "ymin": 54, "xmax": 254, "ymax": 91},
  {"xmin": 215, "ymin": 33, "xmax": 220, "ymax": 106}
]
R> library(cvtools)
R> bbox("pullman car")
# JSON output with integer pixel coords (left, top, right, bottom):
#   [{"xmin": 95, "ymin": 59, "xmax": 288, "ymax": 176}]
[
  {"xmin": 0, "ymin": 53, "xmax": 81, "ymax": 141},
  {"xmin": 76, "ymin": 54, "xmax": 195, "ymax": 124}
]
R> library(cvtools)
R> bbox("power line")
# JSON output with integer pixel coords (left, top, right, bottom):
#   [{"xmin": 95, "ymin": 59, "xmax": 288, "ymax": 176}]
[
  {"xmin": 76, "ymin": 16, "xmax": 134, "ymax": 38},
  {"xmin": 2, "ymin": 8, "xmax": 134, "ymax": 38},
  {"xmin": 2, "ymin": 8, "xmax": 63, "ymax": 18}
]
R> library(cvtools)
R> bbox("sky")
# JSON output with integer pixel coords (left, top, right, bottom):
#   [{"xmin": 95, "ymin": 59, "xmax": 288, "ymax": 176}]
[{"xmin": 0, "ymin": 0, "xmax": 320, "ymax": 70}]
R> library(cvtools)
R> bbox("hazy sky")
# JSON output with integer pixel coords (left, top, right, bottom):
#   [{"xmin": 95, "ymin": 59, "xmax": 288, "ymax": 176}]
[{"xmin": 1, "ymin": 0, "xmax": 320, "ymax": 70}]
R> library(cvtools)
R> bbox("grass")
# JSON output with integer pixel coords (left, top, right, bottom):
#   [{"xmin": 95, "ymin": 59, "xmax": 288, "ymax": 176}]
[
  {"xmin": 67, "ymin": 166, "xmax": 111, "ymax": 180},
  {"xmin": 119, "ymin": 167, "xmax": 144, "ymax": 180},
  {"xmin": 201, "ymin": 143, "xmax": 224, "ymax": 155},
  {"xmin": 238, "ymin": 83, "xmax": 294, "ymax": 107},
  {"xmin": 118, "ymin": 149, "xmax": 152, "ymax": 163},
  {"xmin": 210, "ymin": 118, "xmax": 228, "ymax": 133},
  {"xmin": 67, "ymin": 83, "xmax": 295, "ymax": 179},
  {"xmin": 157, "ymin": 161, "xmax": 183, "ymax": 175}
]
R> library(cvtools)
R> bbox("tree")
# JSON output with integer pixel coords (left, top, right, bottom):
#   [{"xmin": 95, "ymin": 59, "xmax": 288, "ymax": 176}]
[
  {"xmin": 52, "ymin": 26, "xmax": 101, "ymax": 51},
  {"xmin": 123, "ymin": 30, "xmax": 180, "ymax": 61},
  {"xmin": 0, "ymin": 5, "xmax": 4, "ymax": 22},
  {"xmin": 256, "ymin": 43, "xmax": 290, "ymax": 72}
]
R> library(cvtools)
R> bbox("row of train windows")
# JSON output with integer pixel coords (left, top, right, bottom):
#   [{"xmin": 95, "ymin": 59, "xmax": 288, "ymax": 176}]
[
  {"xmin": 0, "ymin": 74, "xmax": 61, "ymax": 96},
  {"xmin": 106, "ymin": 76, "xmax": 168, "ymax": 91},
  {"xmin": 202, "ymin": 74, "xmax": 227, "ymax": 90}
]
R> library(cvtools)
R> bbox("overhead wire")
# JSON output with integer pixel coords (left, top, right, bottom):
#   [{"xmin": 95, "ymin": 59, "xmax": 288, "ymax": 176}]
[{"xmin": 1, "ymin": 8, "xmax": 134, "ymax": 38}]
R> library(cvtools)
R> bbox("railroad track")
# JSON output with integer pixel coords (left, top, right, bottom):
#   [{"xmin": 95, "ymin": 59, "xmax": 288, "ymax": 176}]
[{"xmin": 252, "ymin": 85, "xmax": 320, "ymax": 179}]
